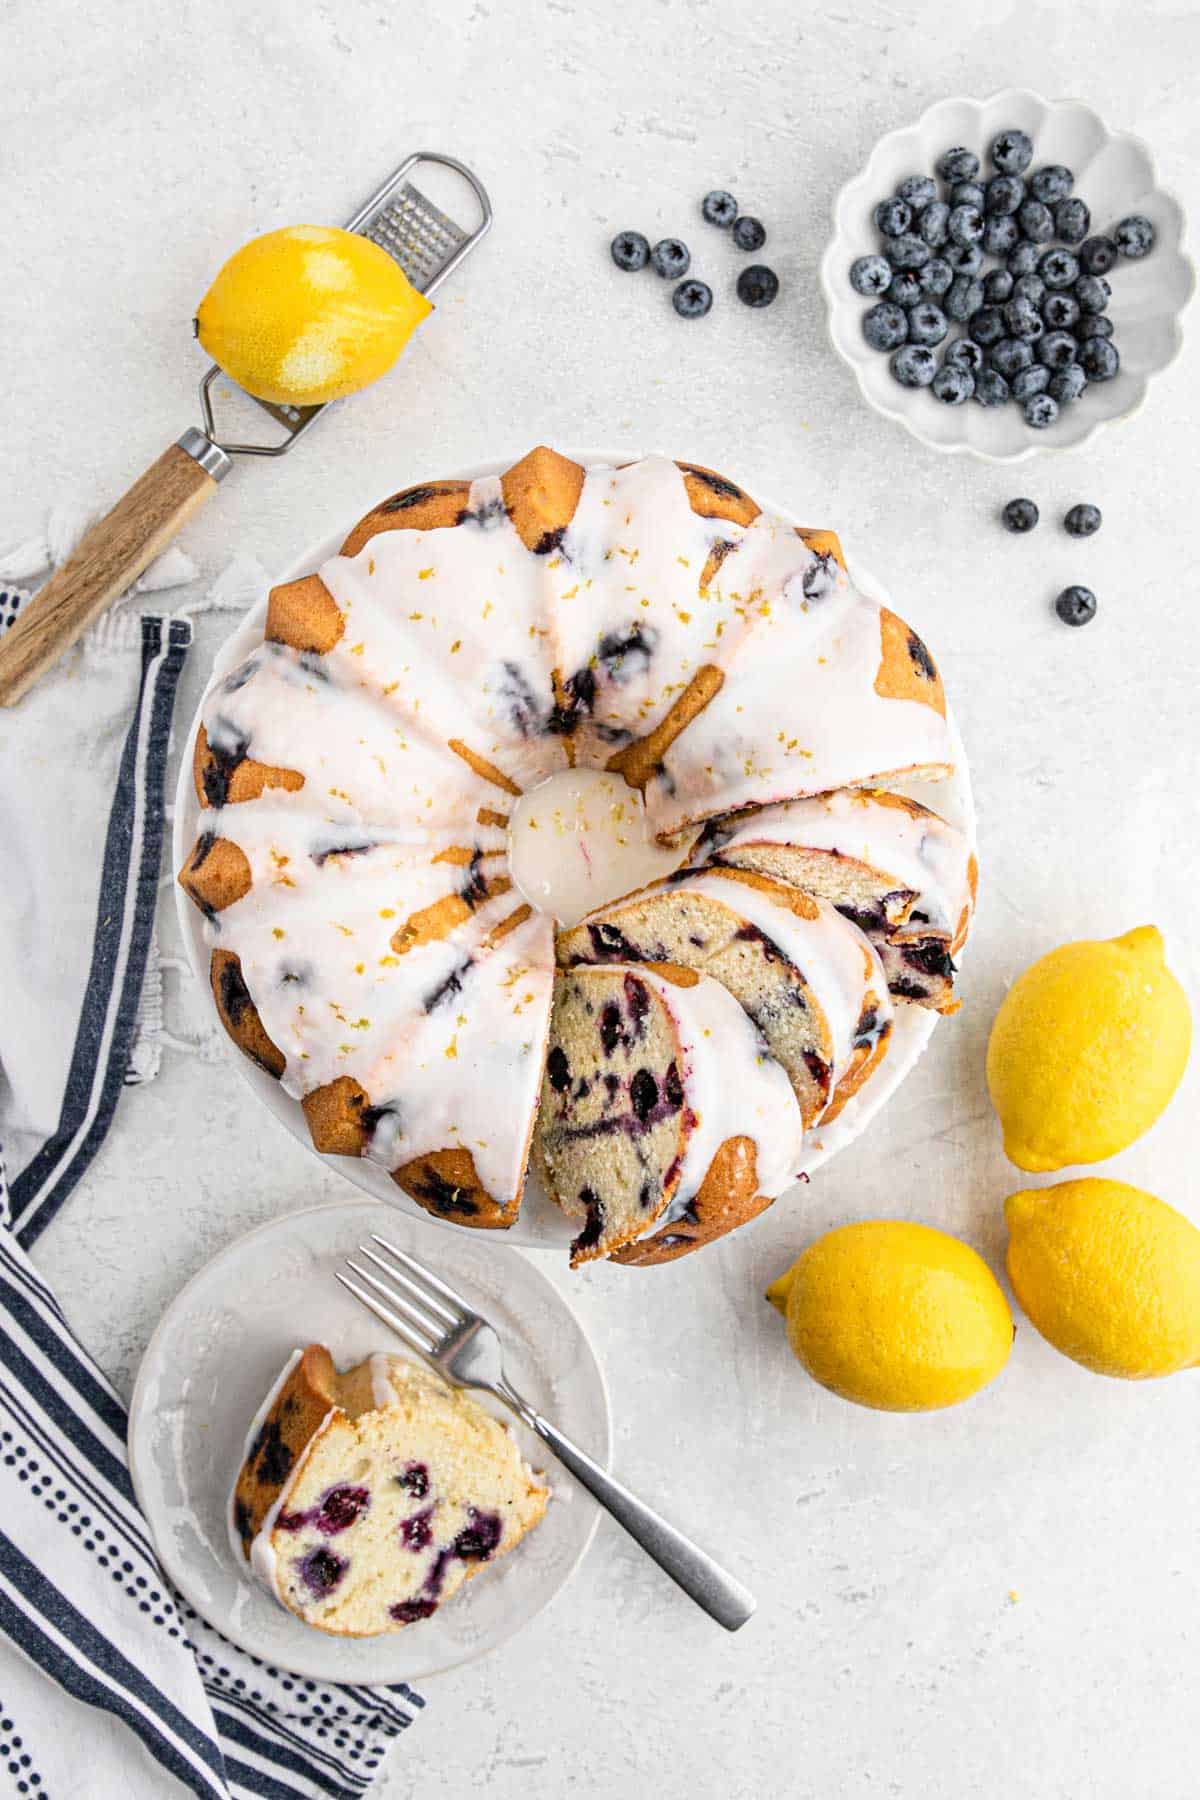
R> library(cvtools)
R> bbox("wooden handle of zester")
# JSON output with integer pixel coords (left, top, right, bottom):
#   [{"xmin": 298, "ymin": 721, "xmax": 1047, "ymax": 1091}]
[{"xmin": 0, "ymin": 443, "xmax": 217, "ymax": 707}]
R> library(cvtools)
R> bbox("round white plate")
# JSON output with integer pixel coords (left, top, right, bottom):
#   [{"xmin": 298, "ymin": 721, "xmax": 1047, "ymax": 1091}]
[
  {"xmin": 173, "ymin": 450, "xmax": 974, "ymax": 1247},
  {"xmin": 820, "ymin": 88, "xmax": 1194, "ymax": 462},
  {"xmin": 127, "ymin": 1199, "xmax": 610, "ymax": 1681}
]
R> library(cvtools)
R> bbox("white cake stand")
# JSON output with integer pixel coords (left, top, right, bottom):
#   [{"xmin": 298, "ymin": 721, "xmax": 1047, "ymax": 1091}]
[{"xmin": 172, "ymin": 450, "xmax": 975, "ymax": 1251}]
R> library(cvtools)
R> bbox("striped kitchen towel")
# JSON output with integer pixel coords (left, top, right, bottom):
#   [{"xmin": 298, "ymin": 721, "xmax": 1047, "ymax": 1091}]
[{"xmin": 0, "ymin": 574, "xmax": 424, "ymax": 1796}]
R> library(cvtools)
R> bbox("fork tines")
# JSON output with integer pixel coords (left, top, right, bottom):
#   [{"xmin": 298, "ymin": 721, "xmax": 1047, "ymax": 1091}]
[{"xmin": 335, "ymin": 1234, "xmax": 472, "ymax": 1363}]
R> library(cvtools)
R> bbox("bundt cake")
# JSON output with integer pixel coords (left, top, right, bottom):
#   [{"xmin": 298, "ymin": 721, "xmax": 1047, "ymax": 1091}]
[
  {"xmin": 230, "ymin": 1345, "xmax": 547, "ymax": 1636},
  {"xmin": 180, "ymin": 447, "xmax": 967, "ymax": 1263}
]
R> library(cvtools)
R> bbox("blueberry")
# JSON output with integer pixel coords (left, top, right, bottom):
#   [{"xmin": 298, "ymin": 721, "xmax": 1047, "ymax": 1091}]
[
  {"xmin": 888, "ymin": 233, "xmax": 931, "ymax": 270},
  {"xmin": 983, "ymin": 215, "xmax": 1020, "ymax": 258},
  {"xmin": 946, "ymin": 274, "xmax": 985, "ymax": 322},
  {"xmin": 1049, "ymin": 364, "xmax": 1087, "ymax": 403},
  {"xmin": 1074, "ymin": 273, "xmax": 1111, "ymax": 315},
  {"xmin": 1055, "ymin": 585, "xmax": 1097, "ymax": 627},
  {"xmin": 732, "ymin": 215, "xmax": 766, "ymax": 252},
  {"xmin": 1002, "ymin": 498, "xmax": 1039, "ymax": 533},
  {"xmin": 898, "ymin": 175, "xmax": 938, "ymax": 210},
  {"xmin": 611, "ymin": 231, "xmax": 650, "ymax": 272},
  {"xmin": 1076, "ymin": 313, "xmax": 1113, "ymax": 340},
  {"xmin": 650, "ymin": 238, "xmax": 690, "ymax": 279},
  {"xmin": 983, "ymin": 267, "xmax": 1014, "ymax": 305},
  {"xmin": 299, "ymin": 1546, "xmax": 347, "ymax": 1599},
  {"xmin": 1079, "ymin": 336, "xmax": 1120, "ymax": 381},
  {"xmin": 701, "ymin": 190, "xmax": 738, "ymax": 228},
  {"xmin": 862, "ymin": 300, "xmax": 909, "ymax": 351},
  {"xmin": 991, "ymin": 129, "xmax": 1034, "ymax": 176},
  {"xmin": 945, "ymin": 338, "xmax": 984, "ymax": 374},
  {"xmin": 1064, "ymin": 503, "xmax": 1102, "ymax": 537},
  {"xmin": 1018, "ymin": 199, "xmax": 1055, "ymax": 243},
  {"xmin": 918, "ymin": 201, "xmax": 951, "ymax": 247},
  {"xmin": 951, "ymin": 181, "xmax": 987, "ymax": 212},
  {"xmin": 1005, "ymin": 295, "xmax": 1044, "ymax": 341},
  {"xmin": 986, "ymin": 175, "xmax": 1025, "ymax": 216},
  {"xmin": 1029, "ymin": 164, "xmax": 1073, "ymax": 204},
  {"xmin": 1114, "ymin": 214, "xmax": 1156, "ymax": 258},
  {"xmin": 1024, "ymin": 392, "xmax": 1059, "ymax": 429},
  {"xmin": 875, "ymin": 197, "xmax": 912, "ymax": 238},
  {"xmin": 1040, "ymin": 248, "xmax": 1080, "ymax": 290},
  {"xmin": 1039, "ymin": 329, "xmax": 1079, "ymax": 370},
  {"xmin": 948, "ymin": 203, "xmax": 984, "ymax": 246},
  {"xmin": 673, "ymin": 278, "xmax": 713, "ymax": 318},
  {"xmin": 890, "ymin": 344, "xmax": 937, "ymax": 387},
  {"xmin": 1012, "ymin": 273, "xmax": 1046, "ymax": 308},
  {"xmin": 990, "ymin": 337, "xmax": 1034, "ymax": 379},
  {"xmin": 1008, "ymin": 240, "xmax": 1042, "ymax": 276},
  {"xmin": 1011, "ymin": 363, "xmax": 1050, "ymax": 401},
  {"xmin": 945, "ymin": 242, "xmax": 984, "ymax": 276},
  {"xmin": 932, "ymin": 364, "xmax": 973, "ymax": 404},
  {"xmin": 887, "ymin": 271, "xmax": 922, "ymax": 308},
  {"xmin": 919, "ymin": 256, "xmax": 954, "ymax": 297},
  {"xmin": 736, "ymin": 263, "xmax": 779, "ymax": 307},
  {"xmin": 1041, "ymin": 290, "xmax": 1080, "ymax": 331},
  {"xmin": 850, "ymin": 254, "xmax": 893, "ymax": 297},
  {"xmin": 316, "ymin": 1485, "xmax": 370, "ymax": 1535},
  {"xmin": 1080, "ymin": 235, "xmax": 1118, "ymax": 275},
  {"xmin": 937, "ymin": 147, "xmax": 981, "ymax": 184},
  {"xmin": 968, "ymin": 305, "xmax": 1006, "ymax": 347},
  {"xmin": 974, "ymin": 367, "xmax": 1011, "ymax": 407},
  {"xmin": 1054, "ymin": 197, "xmax": 1091, "ymax": 244},
  {"xmin": 907, "ymin": 300, "xmax": 949, "ymax": 346}
]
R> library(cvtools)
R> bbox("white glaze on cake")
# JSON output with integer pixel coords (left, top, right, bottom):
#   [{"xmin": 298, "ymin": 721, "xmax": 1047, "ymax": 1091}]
[{"xmin": 508, "ymin": 769, "xmax": 694, "ymax": 927}]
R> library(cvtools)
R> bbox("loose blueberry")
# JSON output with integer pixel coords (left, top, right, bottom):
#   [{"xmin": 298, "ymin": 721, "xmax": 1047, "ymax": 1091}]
[
  {"xmin": 1049, "ymin": 364, "xmax": 1087, "ymax": 403},
  {"xmin": 907, "ymin": 300, "xmax": 949, "ymax": 346},
  {"xmin": 736, "ymin": 264, "xmax": 779, "ymax": 307},
  {"xmin": 650, "ymin": 238, "xmax": 690, "ymax": 279},
  {"xmin": 1054, "ymin": 197, "xmax": 1091, "ymax": 244},
  {"xmin": 732, "ymin": 215, "xmax": 766, "ymax": 252},
  {"xmin": 1079, "ymin": 235, "xmax": 1118, "ymax": 275},
  {"xmin": 937, "ymin": 147, "xmax": 981, "ymax": 184},
  {"xmin": 672, "ymin": 278, "xmax": 713, "ymax": 318},
  {"xmin": 919, "ymin": 257, "xmax": 954, "ymax": 297},
  {"xmin": 890, "ymin": 344, "xmax": 937, "ymax": 387},
  {"xmin": 887, "ymin": 271, "xmax": 923, "ymax": 309},
  {"xmin": 946, "ymin": 274, "xmax": 985, "ymax": 322},
  {"xmin": 1017, "ymin": 199, "xmax": 1055, "ymax": 243},
  {"xmin": 983, "ymin": 267, "xmax": 1015, "ymax": 305},
  {"xmin": 948, "ymin": 203, "xmax": 984, "ymax": 247},
  {"xmin": 1055, "ymin": 585, "xmax": 1097, "ymax": 627},
  {"xmin": 1064, "ymin": 503, "xmax": 1102, "ymax": 538},
  {"xmin": 1008, "ymin": 240, "xmax": 1042, "ymax": 276},
  {"xmin": 1041, "ymin": 290, "xmax": 1080, "ymax": 331},
  {"xmin": 701, "ymin": 189, "xmax": 738, "ymax": 228},
  {"xmin": 951, "ymin": 181, "xmax": 987, "ymax": 212},
  {"xmin": 945, "ymin": 338, "xmax": 984, "ymax": 374},
  {"xmin": 1114, "ymin": 214, "xmax": 1156, "ymax": 258},
  {"xmin": 991, "ymin": 129, "xmax": 1034, "ymax": 176},
  {"xmin": 1011, "ymin": 363, "xmax": 1050, "ymax": 401},
  {"xmin": 1024, "ymin": 392, "xmax": 1059, "ymax": 429},
  {"xmin": 862, "ymin": 300, "xmax": 909, "ymax": 351},
  {"xmin": 1013, "ymin": 273, "xmax": 1046, "ymax": 307},
  {"xmin": 888, "ymin": 233, "xmax": 931, "ymax": 270},
  {"xmin": 986, "ymin": 174, "xmax": 1025, "ymax": 216},
  {"xmin": 968, "ymin": 305, "xmax": 1006, "ymax": 347},
  {"xmin": 944, "ymin": 242, "xmax": 984, "ymax": 276},
  {"xmin": 610, "ymin": 231, "xmax": 650, "ymax": 272},
  {"xmin": 1075, "ymin": 313, "xmax": 1113, "ymax": 340},
  {"xmin": 897, "ymin": 174, "xmax": 938, "ymax": 210},
  {"xmin": 1074, "ymin": 273, "xmax": 1111, "ymax": 315},
  {"xmin": 1079, "ymin": 336, "xmax": 1120, "ymax": 381},
  {"xmin": 1039, "ymin": 248, "xmax": 1080, "ymax": 290},
  {"xmin": 1002, "ymin": 498, "xmax": 1039, "ymax": 533},
  {"xmin": 918, "ymin": 201, "xmax": 951, "ymax": 248},
  {"xmin": 1029, "ymin": 165, "xmax": 1073, "ymax": 204},
  {"xmin": 1038, "ymin": 329, "xmax": 1078, "ymax": 370},
  {"xmin": 983, "ymin": 215, "xmax": 1020, "ymax": 258},
  {"xmin": 875, "ymin": 197, "xmax": 912, "ymax": 238},
  {"xmin": 1004, "ymin": 295, "xmax": 1044, "ymax": 341},
  {"xmin": 932, "ymin": 364, "xmax": 973, "ymax": 404},
  {"xmin": 990, "ymin": 337, "xmax": 1034, "ymax": 379},
  {"xmin": 974, "ymin": 367, "xmax": 1011, "ymax": 407}
]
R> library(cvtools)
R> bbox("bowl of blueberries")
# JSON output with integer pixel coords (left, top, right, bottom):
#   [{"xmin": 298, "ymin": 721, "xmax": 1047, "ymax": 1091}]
[{"xmin": 820, "ymin": 89, "xmax": 1193, "ymax": 460}]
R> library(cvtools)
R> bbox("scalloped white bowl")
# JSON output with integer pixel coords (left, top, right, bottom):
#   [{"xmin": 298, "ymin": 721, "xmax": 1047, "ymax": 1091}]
[{"xmin": 820, "ymin": 89, "xmax": 1194, "ymax": 462}]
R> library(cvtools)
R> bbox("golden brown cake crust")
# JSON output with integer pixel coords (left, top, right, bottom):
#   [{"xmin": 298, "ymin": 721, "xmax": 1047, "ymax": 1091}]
[
  {"xmin": 231, "ymin": 1345, "xmax": 340, "ymax": 1556},
  {"xmin": 501, "ymin": 446, "xmax": 587, "ymax": 554},
  {"xmin": 875, "ymin": 608, "xmax": 947, "ymax": 718},
  {"xmin": 210, "ymin": 948, "xmax": 286, "ymax": 1079},
  {"xmin": 339, "ymin": 480, "xmax": 472, "ymax": 556},
  {"xmin": 611, "ymin": 1136, "xmax": 774, "ymax": 1266},
  {"xmin": 178, "ymin": 832, "xmax": 252, "ymax": 915},
  {"xmin": 674, "ymin": 461, "xmax": 761, "ymax": 527},
  {"xmin": 266, "ymin": 573, "xmax": 346, "ymax": 656},
  {"xmin": 301, "ymin": 1076, "xmax": 373, "ymax": 1156},
  {"xmin": 193, "ymin": 723, "xmax": 305, "ymax": 811},
  {"xmin": 393, "ymin": 1148, "xmax": 519, "ymax": 1229}
]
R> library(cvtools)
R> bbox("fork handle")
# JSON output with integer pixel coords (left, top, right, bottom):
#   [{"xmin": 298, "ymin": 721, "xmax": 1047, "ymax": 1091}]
[{"xmin": 498, "ymin": 1381, "xmax": 755, "ymax": 1632}]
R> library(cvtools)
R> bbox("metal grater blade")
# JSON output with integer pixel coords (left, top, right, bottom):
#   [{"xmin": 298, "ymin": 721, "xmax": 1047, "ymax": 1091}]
[{"xmin": 365, "ymin": 184, "xmax": 470, "ymax": 295}]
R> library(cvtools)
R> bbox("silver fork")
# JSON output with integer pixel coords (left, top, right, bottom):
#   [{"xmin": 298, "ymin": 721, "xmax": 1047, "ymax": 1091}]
[{"xmin": 336, "ymin": 1234, "xmax": 756, "ymax": 1633}]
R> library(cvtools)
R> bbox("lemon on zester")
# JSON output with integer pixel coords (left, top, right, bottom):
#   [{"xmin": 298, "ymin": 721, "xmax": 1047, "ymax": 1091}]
[
  {"xmin": 1005, "ymin": 1179, "xmax": 1200, "ymax": 1378},
  {"xmin": 986, "ymin": 925, "xmax": 1190, "ymax": 1174},
  {"xmin": 195, "ymin": 225, "xmax": 432, "ymax": 406},
  {"xmin": 766, "ymin": 1221, "xmax": 1013, "ymax": 1412}
]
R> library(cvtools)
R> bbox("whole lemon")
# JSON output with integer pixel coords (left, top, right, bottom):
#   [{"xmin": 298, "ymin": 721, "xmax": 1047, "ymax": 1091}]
[
  {"xmin": 195, "ymin": 225, "xmax": 432, "ymax": 405},
  {"xmin": 986, "ymin": 925, "xmax": 1190, "ymax": 1174},
  {"xmin": 766, "ymin": 1221, "xmax": 1013, "ymax": 1412},
  {"xmin": 1006, "ymin": 1179, "xmax": 1200, "ymax": 1378}
]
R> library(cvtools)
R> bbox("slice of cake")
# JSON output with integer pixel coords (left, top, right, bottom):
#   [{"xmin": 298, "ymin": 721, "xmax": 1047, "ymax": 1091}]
[{"xmin": 230, "ymin": 1345, "xmax": 547, "ymax": 1636}]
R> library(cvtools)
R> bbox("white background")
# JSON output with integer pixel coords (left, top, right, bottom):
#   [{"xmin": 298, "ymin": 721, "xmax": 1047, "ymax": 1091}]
[{"xmin": 5, "ymin": 0, "xmax": 1200, "ymax": 1794}]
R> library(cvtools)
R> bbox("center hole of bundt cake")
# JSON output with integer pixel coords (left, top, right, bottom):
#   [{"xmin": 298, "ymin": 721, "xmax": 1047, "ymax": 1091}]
[{"xmin": 508, "ymin": 769, "xmax": 695, "ymax": 927}]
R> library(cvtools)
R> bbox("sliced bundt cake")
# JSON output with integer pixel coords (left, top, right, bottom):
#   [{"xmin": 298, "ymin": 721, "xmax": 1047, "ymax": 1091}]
[
  {"xmin": 537, "ymin": 962, "xmax": 805, "ymax": 1266},
  {"xmin": 230, "ymin": 1346, "xmax": 547, "ymax": 1636}
]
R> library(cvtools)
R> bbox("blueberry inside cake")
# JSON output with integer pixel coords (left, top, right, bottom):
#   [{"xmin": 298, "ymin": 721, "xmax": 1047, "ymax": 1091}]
[{"xmin": 230, "ymin": 1345, "xmax": 547, "ymax": 1635}]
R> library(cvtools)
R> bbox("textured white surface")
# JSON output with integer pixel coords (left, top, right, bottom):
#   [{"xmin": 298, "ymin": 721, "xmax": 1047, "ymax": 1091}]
[{"xmin": 4, "ymin": 1, "xmax": 1200, "ymax": 1795}]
